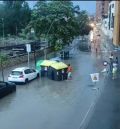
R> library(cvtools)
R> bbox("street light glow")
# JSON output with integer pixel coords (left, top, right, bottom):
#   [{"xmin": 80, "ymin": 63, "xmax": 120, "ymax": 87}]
[
  {"xmin": 90, "ymin": 23, "xmax": 95, "ymax": 28},
  {"xmin": 90, "ymin": 31, "xmax": 94, "ymax": 42}
]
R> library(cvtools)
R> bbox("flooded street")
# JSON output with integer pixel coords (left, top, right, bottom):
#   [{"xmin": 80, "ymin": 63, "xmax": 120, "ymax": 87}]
[{"xmin": 0, "ymin": 41, "xmax": 105, "ymax": 129}]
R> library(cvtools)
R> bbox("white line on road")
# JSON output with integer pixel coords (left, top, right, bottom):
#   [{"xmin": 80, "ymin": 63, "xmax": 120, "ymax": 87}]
[
  {"xmin": 79, "ymin": 102, "xmax": 95, "ymax": 129},
  {"xmin": 79, "ymin": 88, "xmax": 100, "ymax": 129}
]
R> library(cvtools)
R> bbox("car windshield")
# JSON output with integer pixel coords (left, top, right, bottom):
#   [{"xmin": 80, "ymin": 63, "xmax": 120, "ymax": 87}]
[{"xmin": 11, "ymin": 71, "xmax": 23, "ymax": 75}]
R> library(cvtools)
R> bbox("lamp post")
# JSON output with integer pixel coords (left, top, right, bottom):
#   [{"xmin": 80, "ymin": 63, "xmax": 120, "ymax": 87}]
[
  {"xmin": 44, "ymin": 19, "xmax": 56, "ymax": 60},
  {"xmin": 44, "ymin": 16, "xmax": 70, "ymax": 59},
  {"xmin": 31, "ymin": 28, "xmax": 37, "ymax": 68}
]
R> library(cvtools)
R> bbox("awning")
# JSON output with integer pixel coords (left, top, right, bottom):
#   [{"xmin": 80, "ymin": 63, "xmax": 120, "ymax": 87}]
[
  {"xmin": 50, "ymin": 62, "xmax": 68, "ymax": 70},
  {"xmin": 40, "ymin": 60, "xmax": 56, "ymax": 67}
]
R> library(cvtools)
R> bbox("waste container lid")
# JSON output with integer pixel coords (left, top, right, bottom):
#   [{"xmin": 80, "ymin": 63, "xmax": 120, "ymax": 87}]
[
  {"xmin": 40, "ymin": 60, "xmax": 56, "ymax": 67},
  {"xmin": 50, "ymin": 62, "xmax": 68, "ymax": 70}
]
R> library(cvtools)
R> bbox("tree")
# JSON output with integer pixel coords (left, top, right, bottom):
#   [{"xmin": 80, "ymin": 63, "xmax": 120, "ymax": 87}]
[
  {"xmin": 25, "ymin": 1, "xmax": 78, "ymax": 47},
  {"xmin": 0, "ymin": 1, "xmax": 31, "ymax": 37},
  {"xmin": 0, "ymin": 54, "xmax": 7, "ymax": 81},
  {"xmin": 25, "ymin": 1, "xmax": 91, "ymax": 49}
]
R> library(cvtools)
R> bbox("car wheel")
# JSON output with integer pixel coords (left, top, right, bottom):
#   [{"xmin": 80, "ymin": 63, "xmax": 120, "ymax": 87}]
[
  {"xmin": 25, "ymin": 78, "xmax": 28, "ymax": 84},
  {"xmin": 37, "ymin": 73, "xmax": 40, "ymax": 78}
]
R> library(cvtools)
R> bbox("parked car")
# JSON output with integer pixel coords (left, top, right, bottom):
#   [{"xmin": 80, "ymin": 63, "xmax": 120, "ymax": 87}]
[
  {"xmin": 0, "ymin": 81, "xmax": 16, "ymax": 98},
  {"xmin": 8, "ymin": 67, "xmax": 40, "ymax": 84}
]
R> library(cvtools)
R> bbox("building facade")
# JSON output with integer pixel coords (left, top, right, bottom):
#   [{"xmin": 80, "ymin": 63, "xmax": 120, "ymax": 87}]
[
  {"xmin": 98, "ymin": 1, "xmax": 120, "ymax": 46},
  {"xmin": 96, "ymin": 1, "xmax": 109, "ymax": 22},
  {"xmin": 108, "ymin": 1, "xmax": 115, "ymax": 31},
  {"xmin": 101, "ymin": 1, "xmax": 115, "ymax": 39}
]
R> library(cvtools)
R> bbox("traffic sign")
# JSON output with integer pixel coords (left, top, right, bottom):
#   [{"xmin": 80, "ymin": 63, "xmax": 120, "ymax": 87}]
[
  {"xmin": 26, "ymin": 44, "xmax": 31, "ymax": 53},
  {"xmin": 90, "ymin": 73, "xmax": 99, "ymax": 83}
]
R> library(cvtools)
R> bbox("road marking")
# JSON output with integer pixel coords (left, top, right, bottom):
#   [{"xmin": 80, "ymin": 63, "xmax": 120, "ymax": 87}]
[
  {"xmin": 79, "ymin": 87, "xmax": 100, "ymax": 129},
  {"xmin": 79, "ymin": 102, "xmax": 95, "ymax": 129},
  {"xmin": 92, "ymin": 87, "xmax": 99, "ymax": 90}
]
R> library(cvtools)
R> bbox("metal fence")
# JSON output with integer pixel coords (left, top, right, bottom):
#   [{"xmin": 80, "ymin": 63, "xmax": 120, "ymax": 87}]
[{"xmin": 0, "ymin": 41, "xmax": 48, "ymax": 58}]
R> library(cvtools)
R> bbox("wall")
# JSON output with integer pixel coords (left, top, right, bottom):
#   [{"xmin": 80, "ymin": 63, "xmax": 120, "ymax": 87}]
[
  {"xmin": 0, "ymin": 47, "xmax": 53, "ymax": 70},
  {"xmin": 101, "ymin": 1, "xmax": 115, "ymax": 39}
]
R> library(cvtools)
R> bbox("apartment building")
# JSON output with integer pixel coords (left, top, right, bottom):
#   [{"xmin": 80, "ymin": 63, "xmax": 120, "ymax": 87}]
[
  {"xmin": 101, "ymin": 1, "xmax": 115, "ymax": 39},
  {"xmin": 101, "ymin": 0, "xmax": 120, "ymax": 46},
  {"xmin": 96, "ymin": 1, "xmax": 109, "ymax": 22}
]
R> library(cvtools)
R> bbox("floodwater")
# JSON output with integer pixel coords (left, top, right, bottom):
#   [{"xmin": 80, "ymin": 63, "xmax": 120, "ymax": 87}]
[{"xmin": 0, "ymin": 40, "xmax": 105, "ymax": 129}]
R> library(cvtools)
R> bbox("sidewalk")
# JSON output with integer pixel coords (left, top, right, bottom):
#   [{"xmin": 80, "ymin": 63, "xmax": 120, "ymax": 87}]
[
  {"xmin": 85, "ymin": 27, "xmax": 120, "ymax": 129},
  {"xmin": 86, "ymin": 76, "xmax": 120, "ymax": 129},
  {"xmin": 100, "ymin": 28, "xmax": 120, "ymax": 72}
]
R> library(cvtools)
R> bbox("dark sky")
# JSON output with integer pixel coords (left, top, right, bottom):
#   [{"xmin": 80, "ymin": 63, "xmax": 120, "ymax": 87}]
[{"xmin": 28, "ymin": 1, "xmax": 96, "ymax": 15}]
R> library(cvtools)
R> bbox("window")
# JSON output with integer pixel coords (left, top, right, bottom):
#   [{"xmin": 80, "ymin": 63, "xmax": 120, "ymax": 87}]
[
  {"xmin": 30, "ymin": 69, "xmax": 36, "ymax": 73},
  {"xmin": 111, "ymin": 14, "xmax": 114, "ymax": 28},
  {"xmin": 112, "ymin": 4, "xmax": 114, "ymax": 8},
  {"xmin": 24, "ymin": 69, "xmax": 31, "ymax": 74},
  {"xmin": 11, "ymin": 71, "xmax": 23, "ymax": 75}
]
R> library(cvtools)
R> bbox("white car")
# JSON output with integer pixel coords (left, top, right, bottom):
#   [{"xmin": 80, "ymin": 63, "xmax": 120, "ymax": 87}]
[{"xmin": 8, "ymin": 67, "xmax": 40, "ymax": 84}]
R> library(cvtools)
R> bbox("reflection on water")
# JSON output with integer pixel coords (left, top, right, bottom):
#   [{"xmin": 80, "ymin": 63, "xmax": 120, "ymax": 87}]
[
  {"xmin": 0, "ymin": 92, "xmax": 16, "ymax": 112},
  {"xmin": 0, "ymin": 45, "xmax": 104, "ymax": 129}
]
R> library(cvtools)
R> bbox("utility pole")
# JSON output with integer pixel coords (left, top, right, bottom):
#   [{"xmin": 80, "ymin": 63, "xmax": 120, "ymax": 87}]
[{"xmin": 44, "ymin": 16, "xmax": 70, "ymax": 59}]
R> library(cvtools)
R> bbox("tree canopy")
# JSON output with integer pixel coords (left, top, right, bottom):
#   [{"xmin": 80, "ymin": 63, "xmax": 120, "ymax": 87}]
[
  {"xmin": 25, "ymin": 1, "xmax": 91, "ymax": 48},
  {"xmin": 0, "ymin": 1, "xmax": 92, "ymax": 49},
  {"xmin": 0, "ymin": 1, "xmax": 31, "ymax": 36}
]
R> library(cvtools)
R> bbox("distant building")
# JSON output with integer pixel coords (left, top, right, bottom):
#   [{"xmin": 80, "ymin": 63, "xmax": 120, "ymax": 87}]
[
  {"xmin": 89, "ymin": 15, "xmax": 95, "ymax": 22},
  {"xmin": 96, "ymin": 1, "xmax": 109, "ymax": 22},
  {"xmin": 108, "ymin": 1, "xmax": 115, "ymax": 31},
  {"xmin": 101, "ymin": 1, "xmax": 116, "ymax": 40},
  {"xmin": 101, "ymin": 1, "xmax": 120, "ymax": 46}
]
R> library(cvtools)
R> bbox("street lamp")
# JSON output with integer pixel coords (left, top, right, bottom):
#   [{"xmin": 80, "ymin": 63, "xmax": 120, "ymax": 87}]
[
  {"xmin": 90, "ymin": 23, "xmax": 95, "ymax": 28},
  {"xmin": 31, "ymin": 28, "xmax": 37, "ymax": 68},
  {"xmin": 44, "ymin": 16, "xmax": 70, "ymax": 59},
  {"xmin": 46, "ymin": 16, "xmax": 70, "ymax": 40}
]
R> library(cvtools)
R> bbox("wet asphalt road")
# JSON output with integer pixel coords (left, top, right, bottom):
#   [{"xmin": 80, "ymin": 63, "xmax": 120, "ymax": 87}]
[
  {"xmin": 86, "ymin": 76, "xmax": 120, "ymax": 129},
  {"xmin": 0, "ymin": 40, "xmax": 105, "ymax": 129}
]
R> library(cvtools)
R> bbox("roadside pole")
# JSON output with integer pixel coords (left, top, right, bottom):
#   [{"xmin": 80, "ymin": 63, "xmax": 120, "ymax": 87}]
[
  {"xmin": 26, "ymin": 44, "xmax": 31, "ymax": 67},
  {"xmin": 90, "ymin": 73, "xmax": 99, "ymax": 86},
  {"xmin": 28, "ymin": 52, "xmax": 30, "ymax": 67},
  {"xmin": 34, "ymin": 49, "xmax": 36, "ymax": 68}
]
